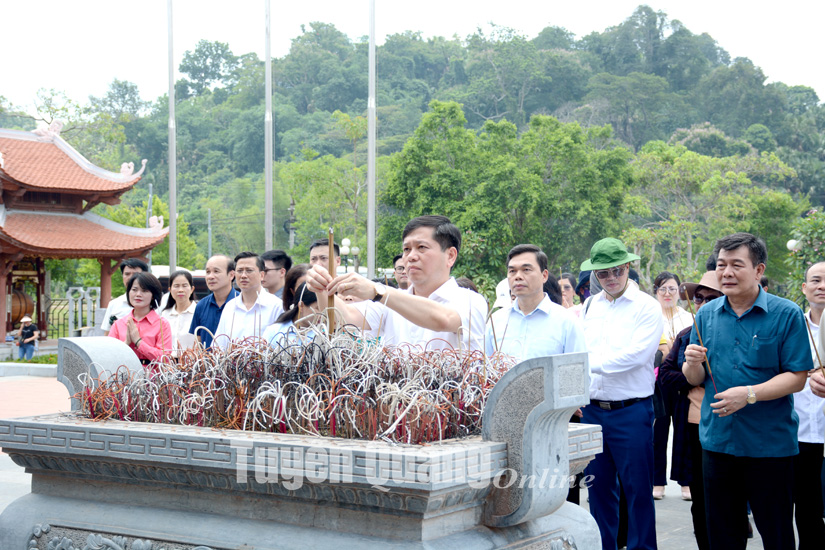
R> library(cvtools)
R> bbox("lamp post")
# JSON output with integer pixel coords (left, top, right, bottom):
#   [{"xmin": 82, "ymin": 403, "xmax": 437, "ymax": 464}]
[
  {"xmin": 352, "ymin": 245, "xmax": 361, "ymax": 275},
  {"xmin": 341, "ymin": 238, "xmax": 352, "ymax": 274}
]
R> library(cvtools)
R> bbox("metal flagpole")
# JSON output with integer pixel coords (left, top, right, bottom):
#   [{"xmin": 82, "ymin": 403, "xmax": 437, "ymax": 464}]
[
  {"xmin": 167, "ymin": 0, "xmax": 177, "ymax": 271},
  {"xmin": 264, "ymin": 0, "xmax": 273, "ymax": 250},
  {"xmin": 367, "ymin": 0, "xmax": 376, "ymax": 278}
]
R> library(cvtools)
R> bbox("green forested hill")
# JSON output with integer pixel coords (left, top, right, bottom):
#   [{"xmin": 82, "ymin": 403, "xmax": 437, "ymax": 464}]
[{"xmin": 2, "ymin": 5, "xmax": 822, "ymax": 295}]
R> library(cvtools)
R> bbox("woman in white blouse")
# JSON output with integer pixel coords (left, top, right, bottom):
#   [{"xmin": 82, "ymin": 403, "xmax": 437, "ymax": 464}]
[{"xmin": 160, "ymin": 270, "xmax": 197, "ymax": 354}]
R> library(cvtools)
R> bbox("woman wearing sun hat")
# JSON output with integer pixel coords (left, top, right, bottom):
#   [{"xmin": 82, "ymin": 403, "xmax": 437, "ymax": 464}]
[{"xmin": 579, "ymin": 237, "xmax": 663, "ymax": 550}]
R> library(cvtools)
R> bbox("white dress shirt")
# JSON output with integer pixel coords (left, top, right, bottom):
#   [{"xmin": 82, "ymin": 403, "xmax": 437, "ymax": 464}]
[
  {"xmin": 581, "ymin": 281, "xmax": 663, "ymax": 401},
  {"xmin": 794, "ymin": 311, "xmax": 825, "ymax": 444},
  {"xmin": 213, "ymin": 290, "xmax": 284, "ymax": 349},
  {"xmin": 355, "ymin": 277, "xmax": 488, "ymax": 351},
  {"xmin": 160, "ymin": 301, "xmax": 198, "ymax": 352},
  {"xmin": 100, "ymin": 294, "xmax": 132, "ymax": 331},
  {"xmin": 486, "ymin": 294, "xmax": 587, "ymax": 361}
]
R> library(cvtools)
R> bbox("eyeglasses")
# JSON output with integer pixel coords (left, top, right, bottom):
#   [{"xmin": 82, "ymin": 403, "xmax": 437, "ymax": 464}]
[
  {"xmin": 693, "ymin": 293, "xmax": 720, "ymax": 305},
  {"xmin": 393, "ymin": 266, "xmax": 405, "ymax": 273},
  {"xmin": 594, "ymin": 265, "xmax": 627, "ymax": 280},
  {"xmin": 262, "ymin": 268, "xmax": 281, "ymax": 273},
  {"xmin": 656, "ymin": 286, "xmax": 679, "ymax": 295}
]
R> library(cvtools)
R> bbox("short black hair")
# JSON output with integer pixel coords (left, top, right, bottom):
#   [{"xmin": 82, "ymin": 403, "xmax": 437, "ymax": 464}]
[
  {"xmin": 402, "ymin": 215, "xmax": 461, "ymax": 253},
  {"xmin": 261, "ymin": 249, "xmax": 292, "ymax": 271},
  {"xmin": 760, "ymin": 276, "xmax": 769, "ymax": 289},
  {"xmin": 653, "ymin": 271, "xmax": 681, "ymax": 291},
  {"xmin": 120, "ymin": 258, "xmax": 149, "ymax": 273},
  {"xmin": 506, "ymin": 244, "xmax": 548, "ymax": 273},
  {"xmin": 714, "ymin": 233, "xmax": 767, "ymax": 267},
  {"xmin": 392, "ymin": 254, "xmax": 403, "ymax": 266},
  {"xmin": 455, "ymin": 276, "xmax": 478, "ymax": 293},
  {"xmin": 234, "ymin": 251, "xmax": 264, "ymax": 271},
  {"xmin": 126, "ymin": 272, "xmax": 163, "ymax": 309},
  {"xmin": 705, "ymin": 253, "xmax": 717, "ymax": 271},
  {"xmin": 309, "ymin": 239, "xmax": 340, "ymax": 257}
]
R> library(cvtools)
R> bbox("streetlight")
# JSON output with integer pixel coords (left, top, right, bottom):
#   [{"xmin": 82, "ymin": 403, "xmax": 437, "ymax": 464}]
[
  {"xmin": 351, "ymin": 245, "xmax": 361, "ymax": 274},
  {"xmin": 341, "ymin": 238, "xmax": 351, "ymax": 273}
]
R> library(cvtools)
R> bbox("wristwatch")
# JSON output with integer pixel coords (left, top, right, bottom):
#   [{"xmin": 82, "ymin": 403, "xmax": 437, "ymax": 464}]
[
  {"xmin": 372, "ymin": 283, "xmax": 387, "ymax": 303},
  {"xmin": 746, "ymin": 385, "xmax": 757, "ymax": 405}
]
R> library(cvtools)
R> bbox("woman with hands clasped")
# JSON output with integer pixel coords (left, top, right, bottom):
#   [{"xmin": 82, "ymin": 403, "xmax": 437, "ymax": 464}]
[{"xmin": 109, "ymin": 272, "xmax": 172, "ymax": 364}]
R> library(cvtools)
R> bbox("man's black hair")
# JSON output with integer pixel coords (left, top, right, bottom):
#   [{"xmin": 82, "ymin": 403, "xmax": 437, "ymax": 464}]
[
  {"xmin": 402, "ymin": 215, "xmax": 461, "ymax": 253},
  {"xmin": 392, "ymin": 254, "xmax": 403, "ymax": 266},
  {"xmin": 120, "ymin": 258, "xmax": 149, "ymax": 273},
  {"xmin": 506, "ymin": 244, "xmax": 548, "ymax": 273},
  {"xmin": 234, "ymin": 251, "xmax": 265, "ymax": 271},
  {"xmin": 705, "ymin": 253, "xmax": 717, "ymax": 271},
  {"xmin": 126, "ymin": 272, "xmax": 164, "ymax": 309},
  {"xmin": 713, "ymin": 233, "xmax": 767, "ymax": 267},
  {"xmin": 544, "ymin": 274, "xmax": 562, "ymax": 305},
  {"xmin": 261, "ymin": 249, "xmax": 292, "ymax": 271},
  {"xmin": 309, "ymin": 239, "xmax": 340, "ymax": 257}
]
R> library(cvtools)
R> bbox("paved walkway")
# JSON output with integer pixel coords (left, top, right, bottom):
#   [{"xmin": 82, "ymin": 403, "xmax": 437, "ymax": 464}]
[{"xmin": 0, "ymin": 376, "xmax": 764, "ymax": 549}]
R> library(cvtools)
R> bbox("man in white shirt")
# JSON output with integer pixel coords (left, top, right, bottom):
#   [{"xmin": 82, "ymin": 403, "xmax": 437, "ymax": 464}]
[
  {"xmin": 486, "ymin": 244, "xmax": 585, "ymax": 359},
  {"xmin": 794, "ymin": 261, "xmax": 825, "ymax": 547},
  {"xmin": 214, "ymin": 252, "xmax": 283, "ymax": 348},
  {"xmin": 101, "ymin": 258, "xmax": 149, "ymax": 335},
  {"xmin": 579, "ymin": 238, "xmax": 663, "ymax": 550},
  {"xmin": 306, "ymin": 215, "xmax": 487, "ymax": 351}
]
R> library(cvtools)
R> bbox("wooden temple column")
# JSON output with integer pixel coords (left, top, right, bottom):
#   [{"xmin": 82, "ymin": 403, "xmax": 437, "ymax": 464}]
[
  {"xmin": 0, "ymin": 255, "xmax": 19, "ymax": 342},
  {"xmin": 99, "ymin": 258, "xmax": 118, "ymax": 308},
  {"xmin": 36, "ymin": 258, "xmax": 47, "ymax": 339}
]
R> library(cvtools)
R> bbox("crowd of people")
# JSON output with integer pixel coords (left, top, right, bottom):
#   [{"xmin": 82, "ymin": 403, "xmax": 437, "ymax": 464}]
[{"xmin": 102, "ymin": 214, "xmax": 825, "ymax": 550}]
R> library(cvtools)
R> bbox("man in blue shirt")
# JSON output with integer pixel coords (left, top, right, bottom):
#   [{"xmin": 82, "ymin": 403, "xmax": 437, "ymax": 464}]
[
  {"xmin": 188, "ymin": 254, "xmax": 239, "ymax": 349},
  {"xmin": 684, "ymin": 232, "xmax": 810, "ymax": 549},
  {"xmin": 486, "ymin": 244, "xmax": 586, "ymax": 359}
]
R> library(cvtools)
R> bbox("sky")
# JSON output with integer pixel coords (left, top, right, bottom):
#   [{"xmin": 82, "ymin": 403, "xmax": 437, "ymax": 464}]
[{"xmin": 3, "ymin": 0, "xmax": 823, "ymax": 117}]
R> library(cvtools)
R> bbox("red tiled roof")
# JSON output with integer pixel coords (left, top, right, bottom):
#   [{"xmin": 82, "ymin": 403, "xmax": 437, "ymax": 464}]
[
  {"xmin": 0, "ymin": 134, "xmax": 139, "ymax": 193},
  {"xmin": 0, "ymin": 210, "xmax": 168, "ymax": 258}
]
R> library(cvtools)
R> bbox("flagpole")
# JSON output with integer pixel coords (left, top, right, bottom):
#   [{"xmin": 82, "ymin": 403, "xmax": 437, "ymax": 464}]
[
  {"xmin": 264, "ymin": 0, "xmax": 273, "ymax": 250},
  {"xmin": 367, "ymin": 0, "xmax": 376, "ymax": 279}
]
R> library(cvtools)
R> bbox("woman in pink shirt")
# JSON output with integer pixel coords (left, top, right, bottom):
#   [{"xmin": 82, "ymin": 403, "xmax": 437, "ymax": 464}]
[{"xmin": 109, "ymin": 272, "xmax": 172, "ymax": 364}]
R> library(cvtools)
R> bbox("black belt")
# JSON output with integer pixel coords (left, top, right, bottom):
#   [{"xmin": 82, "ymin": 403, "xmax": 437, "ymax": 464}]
[{"xmin": 590, "ymin": 396, "xmax": 650, "ymax": 411}]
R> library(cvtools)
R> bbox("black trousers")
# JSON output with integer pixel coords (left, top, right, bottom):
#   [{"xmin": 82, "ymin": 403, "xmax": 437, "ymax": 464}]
[
  {"xmin": 793, "ymin": 442, "xmax": 825, "ymax": 550},
  {"xmin": 703, "ymin": 449, "xmax": 795, "ymax": 550},
  {"xmin": 687, "ymin": 424, "xmax": 709, "ymax": 550}
]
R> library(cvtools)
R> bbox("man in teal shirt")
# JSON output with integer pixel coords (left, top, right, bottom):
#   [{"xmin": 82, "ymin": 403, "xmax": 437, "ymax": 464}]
[{"xmin": 684, "ymin": 233, "xmax": 809, "ymax": 549}]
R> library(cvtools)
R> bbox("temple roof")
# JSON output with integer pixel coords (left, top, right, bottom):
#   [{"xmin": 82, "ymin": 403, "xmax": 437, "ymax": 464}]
[
  {"xmin": 0, "ymin": 127, "xmax": 144, "ymax": 194},
  {"xmin": 0, "ymin": 207, "xmax": 168, "ymax": 259}
]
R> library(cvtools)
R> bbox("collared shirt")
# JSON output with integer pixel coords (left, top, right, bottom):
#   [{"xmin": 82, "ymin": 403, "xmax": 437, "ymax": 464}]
[
  {"xmin": 581, "ymin": 282, "xmax": 663, "ymax": 401},
  {"xmin": 794, "ymin": 310, "xmax": 825, "ymax": 444},
  {"xmin": 213, "ymin": 289, "xmax": 284, "ymax": 349},
  {"xmin": 109, "ymin": 309, "xmax": 172, "ymax": 362},
  {"xmin": 274, "ymin": 287, "xmax": 284, "ymax": 299},
  {"xmin": 160, "ymin": 301, "xmax": 198, "ymax": 352},
  {"xmin": 355, "ymin": 277, "xmax": 488, "ymax": 351},
  {"xmin": 100, "ymin": 294, "xmax": 132, "ymax": 331},
  {"xmin": 485, "ymin": 294, "xmax": 587, "ymax": 361},
  {"xmin": 691, "ymin": 288, "xmax": 812, "ymax": 457},
  {"xmin": 188, "ymin": 288, "xmax": 239, "ymax": 349}
]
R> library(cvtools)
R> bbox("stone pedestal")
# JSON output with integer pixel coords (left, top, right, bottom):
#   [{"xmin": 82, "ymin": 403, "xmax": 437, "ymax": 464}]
[{"xmin": 0, "ymin": 341, "xmax": 602, "ymax": 549}]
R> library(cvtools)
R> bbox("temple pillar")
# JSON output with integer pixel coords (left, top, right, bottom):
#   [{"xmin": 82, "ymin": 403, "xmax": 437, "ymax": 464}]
[
  {"xmin": 99, "ymin": 259, "xmax": 118, "ymax": 308},
  {"xmin": 36, "ymin": 258, "xmax": 47, "ymax": 339},
  {"xmin": 0, "ymin": 256, "xmax": 17, "ymax": 343}
]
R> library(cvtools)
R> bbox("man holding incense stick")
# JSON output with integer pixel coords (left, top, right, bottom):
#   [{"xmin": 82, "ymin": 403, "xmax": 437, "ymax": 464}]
[
  {"xmin": 578, "ymin": 237, "xmax": 663, "ymax": 550},
  {"xmin": 683, "ymin": 233, "xmax": 810, "ymax": 549},
  {"xmin": 305, "ymin": 215, "xmax": 487, "ymax": 351}
]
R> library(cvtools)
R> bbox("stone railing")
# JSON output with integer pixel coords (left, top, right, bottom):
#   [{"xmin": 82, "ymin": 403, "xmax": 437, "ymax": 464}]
[{"xmin": 0, "ymin": 338, "xmax": 602, "ymax": 550}]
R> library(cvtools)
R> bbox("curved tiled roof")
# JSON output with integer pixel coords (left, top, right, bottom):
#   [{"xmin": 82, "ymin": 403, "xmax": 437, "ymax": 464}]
[
  {"xmin": 0, "ymin": 129, "xmax": 141, "ymax": 193},
  {"xmin": 0, "ymin": 209, "xmax": 168, "ymax": 258}
]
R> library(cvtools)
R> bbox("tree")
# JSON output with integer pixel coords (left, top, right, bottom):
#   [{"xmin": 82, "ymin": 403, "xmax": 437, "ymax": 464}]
[
  {"xmin": 786, "ymin": 209, "xmax": 825, "ymax": 306},
  {"xmin": 179, "ymin": 40, "xmax": 239, "ymax": 95},
  {"xmin": 89, "ymin": 79, "xmax": 147, "ymax": 118}
]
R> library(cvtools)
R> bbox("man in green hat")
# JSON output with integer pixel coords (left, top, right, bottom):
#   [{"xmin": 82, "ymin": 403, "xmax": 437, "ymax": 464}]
[{"xmin": 579, "ymin": 237, "xmax": 663, "ymax": 550}]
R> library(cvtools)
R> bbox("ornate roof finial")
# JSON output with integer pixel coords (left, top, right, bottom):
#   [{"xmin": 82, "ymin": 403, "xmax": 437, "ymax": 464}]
[
  {"xmin": 32, "ymin": 120, "xmax": 64, "ymax": 139},
  {"xmin": 119, "ymin": 159, "xmax": 148, "ymax": 178}
]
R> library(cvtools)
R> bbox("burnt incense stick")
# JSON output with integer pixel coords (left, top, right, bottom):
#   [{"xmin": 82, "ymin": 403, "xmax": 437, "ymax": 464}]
[{"xmin": 328, "ymin": 228, "xmax": 335, "ymax": 334}]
